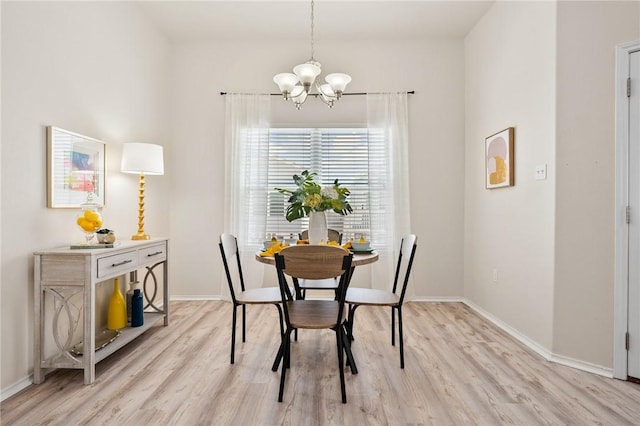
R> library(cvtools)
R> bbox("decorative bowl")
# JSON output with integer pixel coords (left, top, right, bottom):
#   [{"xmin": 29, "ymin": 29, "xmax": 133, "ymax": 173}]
[
  {"xmin": 264, "ymin": 240, "xmax": 278, "ymax": 249},
  {"xmin": 351, "ymin": 241, "xmax": 371, "ymax": 251}
]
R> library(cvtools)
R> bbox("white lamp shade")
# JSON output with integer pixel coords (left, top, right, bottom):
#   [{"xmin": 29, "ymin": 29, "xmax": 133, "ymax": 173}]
[
  {"xmin": 121, "ymin": 143, "xmax": 164, "ymax": 175},
  {"xmin": 318, "ymin": 83, "xmax": 336, "ymax": 97},
  {"xmin": 293, "ymin": 62, "xmax": 321, "ymax": 85},
  {"xmin": 273, "ymin": 73, "xmax": 299, "ymax": 93},
  {"xmin": 325, "ymin": 73, "xmax": 352, "ymax": 93}
]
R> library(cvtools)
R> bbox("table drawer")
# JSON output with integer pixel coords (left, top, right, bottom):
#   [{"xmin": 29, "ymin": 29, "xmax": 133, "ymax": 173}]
[
  {"xmin": 97, "ymin": 250, "xmax": 138, "ymax": 278},
  {"xmin": 139, "ymin": 243, "xmax": 167, "ymax": 265}
]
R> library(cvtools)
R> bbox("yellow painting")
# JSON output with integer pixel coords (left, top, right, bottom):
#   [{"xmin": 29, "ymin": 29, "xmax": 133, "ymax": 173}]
[{"xmin": 485, "ymin": 127, "xmax": 514, "ymax": 189}]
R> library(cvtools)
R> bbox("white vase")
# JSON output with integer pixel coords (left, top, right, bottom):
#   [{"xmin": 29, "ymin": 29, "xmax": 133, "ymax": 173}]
[{"xmin": 308, "ymin": 211, "xmax": 328, "ymax": 244}]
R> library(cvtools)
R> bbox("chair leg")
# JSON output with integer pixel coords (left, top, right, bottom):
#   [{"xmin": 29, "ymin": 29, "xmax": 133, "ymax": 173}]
[
  {"xmin": 397, "ymin": 305, "xmax": 404, "ymax": 369},
  {"xmin": 278, "ymin": 328, "xmax": 293, "ymax": 402},
  {"xmin": 341, "ymin": 324, "xmax": 358, "ymax": 375},
  {"xmin": 347, "ymin": 304, "xmax": 360, "ymax": 341},
  {"xmin": 272, "ymin": 341, "xmax": 284, "ymax": 372},
  {"xmin": 391, "ymin": 306, "xmax": 396, "ymax": 346},
  {"xmin": 242, "ymin": 304, "xmax": 247, "ymax": 342},
  {"xmin": 271, "ymin": 304, "xmax": 286, "ymax": 372},
  {"xmin": 231, "ymin": 304, "xmax": 238, "ymax": 364},
  {"xmin": 336, "ymin": 327, "xmax": 347, "ymax": 403}
]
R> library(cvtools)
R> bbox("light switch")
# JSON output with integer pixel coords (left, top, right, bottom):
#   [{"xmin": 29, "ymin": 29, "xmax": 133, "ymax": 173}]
[{"xmin": 535, "ymin": 164, "xmax": 547, "ymax": 181}]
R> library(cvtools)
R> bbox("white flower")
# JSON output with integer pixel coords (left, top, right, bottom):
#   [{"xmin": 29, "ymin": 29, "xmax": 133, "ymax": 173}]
[{"xmin": 321, "ymin": 186, "xmax": 338, "ymax": 200}]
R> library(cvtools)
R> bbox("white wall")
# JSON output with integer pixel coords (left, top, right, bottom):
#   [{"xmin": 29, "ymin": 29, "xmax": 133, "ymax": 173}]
[
  {"xmin": 464, "ymin": 1, "xmax": 557, "ymax": 349},
  {"xmin": 1, "ymin": 2, "xmax": 170, "ymax": 394},
  {"xmin": 554, "ymin": 0, "xmax": 639, "ymax": 368},
  {"xmin": 169, "ymin": 39, "xmax": 466, "ymax": 299}
]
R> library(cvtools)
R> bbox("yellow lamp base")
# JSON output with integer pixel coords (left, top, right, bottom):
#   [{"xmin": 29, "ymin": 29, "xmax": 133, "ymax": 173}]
[{"xmin": 131, "ymin": 233, "xmax": 151, "ymax": 240}]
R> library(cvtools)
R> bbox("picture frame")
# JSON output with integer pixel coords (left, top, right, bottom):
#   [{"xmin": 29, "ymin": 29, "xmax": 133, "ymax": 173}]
[
  {"xmin": 47, "ymin": 126, "xmax": 106, "ymax": 208},
  {"xmin": 485, "ymin": 127, "xmax": 514, "ymax": 189}
]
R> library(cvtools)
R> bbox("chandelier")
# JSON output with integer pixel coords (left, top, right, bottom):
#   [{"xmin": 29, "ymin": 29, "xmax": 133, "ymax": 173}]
[{"xmin": 273, "ymin": 0, "xmax": 352, "ymax": 109}]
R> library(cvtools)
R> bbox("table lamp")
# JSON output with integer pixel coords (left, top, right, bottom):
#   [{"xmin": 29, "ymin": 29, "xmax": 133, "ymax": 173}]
[{"xmin": 121, "ymin": 143, "xmax": 164, "ymax": 240}]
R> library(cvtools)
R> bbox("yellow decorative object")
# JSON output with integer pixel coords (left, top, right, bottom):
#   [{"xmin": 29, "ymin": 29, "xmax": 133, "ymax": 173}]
[
  {"xmin": 76, "ymin": 192, "xmax": 102, "ymax": 244},
  {"xmin": 107, "ymin": 278, "xmax": 127, "ymax": 330},
  {"xmin": 328, "ymin": 240, "xmax": 350, "ymax": 252},
  {"xmin": 489, "ymin": 156, "xmax": 507, "ymax": 185},
  {"xmin": 259, "ymin": 241, "xmax": 290, "ymax": 257}
]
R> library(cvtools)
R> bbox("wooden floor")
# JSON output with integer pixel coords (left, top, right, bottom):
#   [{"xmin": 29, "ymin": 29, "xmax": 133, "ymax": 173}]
[{"xmin": 3, "ymin": 301, "xmax": 640, "ymax": 425}]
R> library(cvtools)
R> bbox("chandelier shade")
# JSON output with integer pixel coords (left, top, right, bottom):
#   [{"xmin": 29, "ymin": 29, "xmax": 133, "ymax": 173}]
[
  {"xmin": 324, "ymin": 73, "xmax": 352, "ymax": 97},
  {"xmin": 273, "ymin": 73, "xmax": 299, "ymax": 99},
  {"xmin": 273, "ymin": 0, "xmax": 351, "ymax": 109}
]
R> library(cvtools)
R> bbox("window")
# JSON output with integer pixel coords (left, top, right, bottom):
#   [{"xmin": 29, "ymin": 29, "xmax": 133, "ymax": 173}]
[{"xmin": 265, "ymin": 127, "xmax": 373, "ymax": 241}]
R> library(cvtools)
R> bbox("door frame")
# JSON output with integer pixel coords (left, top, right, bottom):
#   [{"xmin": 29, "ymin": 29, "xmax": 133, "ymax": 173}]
[{"xmin": 614, "ymin": 39, "xmax": 640, "ymax": 380}]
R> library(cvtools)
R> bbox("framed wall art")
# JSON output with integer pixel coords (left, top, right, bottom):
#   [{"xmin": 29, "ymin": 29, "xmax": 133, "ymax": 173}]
[
  {"xmin": 47, "ymin": 126, "xmax": 106, "ymax": 208},
  {"xmin": 485, "ymin": 127, "xmax": 514, "ymax": 189}
]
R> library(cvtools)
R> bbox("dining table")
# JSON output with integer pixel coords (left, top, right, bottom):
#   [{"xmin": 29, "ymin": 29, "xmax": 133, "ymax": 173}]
[
  {"xmin": 256, "ymin": 247, "xmax": 378, "ymax": 295},
  {"xmin": 255, "ymin": 249, "xmax": 379, "ymax": 267}
]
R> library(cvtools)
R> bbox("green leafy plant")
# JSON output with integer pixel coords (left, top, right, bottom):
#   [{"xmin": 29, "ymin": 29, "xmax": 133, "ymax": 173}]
[{"xmin": 275, "ymin": 170, "xmax": 353, "ymax": 222}]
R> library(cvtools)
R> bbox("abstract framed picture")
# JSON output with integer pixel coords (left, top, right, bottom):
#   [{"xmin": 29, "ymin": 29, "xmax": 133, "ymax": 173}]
[
  {"xmin": 47, "ymin": 126, "xmax": 106, "ymax": 208},
  {"xmin": 485, "ymin": 127, "xmax": 514, "ymax": 189}
]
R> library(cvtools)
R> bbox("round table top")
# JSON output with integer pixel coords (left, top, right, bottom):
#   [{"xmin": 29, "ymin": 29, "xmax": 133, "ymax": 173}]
[{"xmin": 255, "ymin": 250, "xmax": 379, "ymax": 267}]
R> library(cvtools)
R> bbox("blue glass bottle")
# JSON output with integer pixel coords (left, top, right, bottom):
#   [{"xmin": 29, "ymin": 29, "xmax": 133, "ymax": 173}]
[{"xmin": 131, "ymin": 289, "xmax": 144, "ymax": 327}]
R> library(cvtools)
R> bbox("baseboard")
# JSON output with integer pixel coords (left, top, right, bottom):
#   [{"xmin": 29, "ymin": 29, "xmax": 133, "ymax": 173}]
[
  {"xmin": 169, "ymin": 295, "xmax": 222, "ymax": 301},
  {"xmin": 410, "ymin": 295, "xmax": 465, "ymax": 303},
  {"xmin": 461, "ymin": 298, "xmax": 554, "ymax": 360},
  {"xmin": 549, "ymin": 353, "xmax": 614, "ymax": 378},
  {"xmin": 461, "ymin": 298, "xmax": 613, "ymax": 378},
  {"xmin": 1, "ymin": 377, "xmax": 32, "ymax": 402}
]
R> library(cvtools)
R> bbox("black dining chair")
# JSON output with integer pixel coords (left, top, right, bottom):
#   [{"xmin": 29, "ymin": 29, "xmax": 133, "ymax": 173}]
[
  {"xmin": 219, "ymin": 233, "xmax": 284, "ymax": 364},
  {"xmin": 273, "ymin": 245, "xmax": 356, "ymax": 403},
  {"xmin": 345, "ymin": 234, "xmax": 417, "ymax": 368}
]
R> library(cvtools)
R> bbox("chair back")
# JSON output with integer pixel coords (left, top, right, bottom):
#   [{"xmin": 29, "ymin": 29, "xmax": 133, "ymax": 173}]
[
  {"xmin": 275, "ymin": 245, "xmax": 353, "ymax": 323},
  {"xmin": 299, "ymin": 229, "xmax": 343, "ymax": 244},
  {"xmin": 392, "ymin": 234, "xmax": 418, "ymax": 304},
  {"xmin": 219, "ymin": 233, "xmax": 246, "ymax": 303}
]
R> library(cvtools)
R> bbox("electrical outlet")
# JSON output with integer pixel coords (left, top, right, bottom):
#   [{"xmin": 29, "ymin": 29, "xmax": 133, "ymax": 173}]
[{"xmin": 535, "ymin": 164, "xmax": 547, "ymax": 181}]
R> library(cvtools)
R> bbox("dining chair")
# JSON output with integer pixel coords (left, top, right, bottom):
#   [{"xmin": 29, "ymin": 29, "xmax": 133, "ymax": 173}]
[
  {"xmin": 273, "ymin": 245, "xmax": 356, "ymax": 403},
  {"xmin": 299, "ymin": 228, "xmax": 343, "ymax": 244},
  {"xmin": 219, "ymin": 233, "xmax": 284, "ymax": 364},
  {"xmin": 345, "ymin": 234, "xmax": 417, "ymax": 368},
  {"xmin": 296, "ymin": 229, "xmax": 343, "ymax": 299}
]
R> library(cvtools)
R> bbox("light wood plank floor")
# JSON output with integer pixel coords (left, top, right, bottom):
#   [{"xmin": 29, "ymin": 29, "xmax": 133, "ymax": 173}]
[{"xmin": 3, "ymin": 301, "xmax": 640, "ymax": 425}]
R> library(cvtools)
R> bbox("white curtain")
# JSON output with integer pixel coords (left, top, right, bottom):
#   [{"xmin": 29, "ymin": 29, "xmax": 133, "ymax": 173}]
[
  {"xmin": 224, "ymin": 94, "xmax": 271, "ymax": 295},
  {"xmin": 367, "ymin": 93, "xmax": 411, "ymax": 291}
]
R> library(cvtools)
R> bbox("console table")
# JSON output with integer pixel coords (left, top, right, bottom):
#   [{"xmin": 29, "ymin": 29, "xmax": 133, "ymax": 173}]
[{"xmin": 33, "ymin": 238, "xmax": 169, "ymax": 384}]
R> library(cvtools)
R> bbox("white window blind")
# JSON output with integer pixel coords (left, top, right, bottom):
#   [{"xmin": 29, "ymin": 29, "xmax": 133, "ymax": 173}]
[{"xmin": 265, "ymin": 127, "xmax": 373, "ymax": 241}]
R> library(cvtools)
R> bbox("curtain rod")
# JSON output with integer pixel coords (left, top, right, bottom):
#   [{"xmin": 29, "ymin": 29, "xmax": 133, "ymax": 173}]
[{"xmin": 219, "ymin": 91, "xmax": 415, "ymax": 96}]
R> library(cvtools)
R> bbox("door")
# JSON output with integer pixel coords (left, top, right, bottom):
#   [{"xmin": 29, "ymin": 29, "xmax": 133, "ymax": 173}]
[{"xmin": 628, "ymin": 49, "xmax": 640, "ymax": 379}]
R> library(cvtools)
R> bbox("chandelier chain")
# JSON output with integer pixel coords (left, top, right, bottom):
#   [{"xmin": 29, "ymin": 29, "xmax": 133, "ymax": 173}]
[{"xmin": 310, "ymin": 0, "xmax": 315, "ymax": 60}]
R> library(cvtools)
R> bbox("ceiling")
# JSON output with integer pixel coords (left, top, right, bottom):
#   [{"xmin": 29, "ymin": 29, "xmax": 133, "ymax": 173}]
[{"xmin": 136, "ymin": 0, "xmax": 495, "ymax": 41}]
